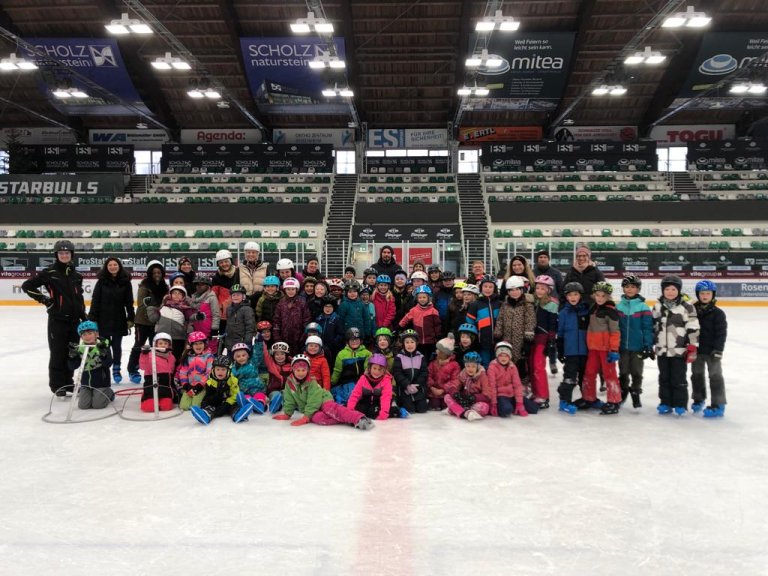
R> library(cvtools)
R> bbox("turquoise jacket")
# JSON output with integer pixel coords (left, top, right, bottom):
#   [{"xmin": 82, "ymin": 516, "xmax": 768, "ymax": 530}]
[{"xmin": 616, "ymin": 294, "xmax": 654, "ymax": 352}]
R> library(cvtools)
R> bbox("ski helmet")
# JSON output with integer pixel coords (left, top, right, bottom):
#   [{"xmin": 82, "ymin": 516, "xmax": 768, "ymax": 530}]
[
  {"xmin": 410, "ymin": 271, "xmax": 428, "ymax": 281},
  {"xmin": 194, "ymin": 275, "xmax": 212, "ymax": 286},
  {"xmin": 243, "ymin": 241, "xmax": 261, "ymax": 252},
  {"xmin": 458, "ymin": 323, "xmax": 479, "ymax": 336},
  {"xmin": 428, "ymin": 264, "xmax": 441, "ymax": 273},
  {"xmin": 463, "ymin": 351, "xmax": 482, "ymax": 365},
  {"xmin": 215, "ymin": 249, "xmax": 233, "ymax": 263},
  {"xmin": 479, "ymin": 274, "xmax": 498, "ymax": 289},
  {"xmin": 399, "ymin": 328, "xmax": 419, "ymax": 342},
  {"xmin": 321, "ymin": 294, "xmax": 338, "ymax": 308},
  {"xmin": 661, "ymin": 275, "xmax": 683, "ymax": 292},
  {"xmin": 212, "ymin": 355, "xmax": 231, "ymax": 371},
  {"xmin": 230, "ymin": 283, "xmax": 247, "ymax": 294},
  {"xmin": 282, "ymin": 278, "xmax": 300, "ymax": 290},
  {"xmin": 146, "ymin": 259, "xmax": 164, "ymax": 273},
  {"xmin": 453, "ymin": 280, "xmax": 467, "ymax": 290},
  {"xmin": 344, "ymin": 280, "xmax": 362, "ymax": 292},
  {"xmin": 169, "ymin": 271, "xmax": 186, "ymax": 284},
  {"xmin": 505, "ymin": 276, "xmax": 526, "ymax": 290},
  {"xmin": 327, "ymin": 278, "xmax": 344, "ymax": 289},
  {"xmin": 414, "ymin": 285, "xmax": 432, "ymax": 296},
  {"xmin": 376, "ymin": 275, "xmax": 391, "ymax": 285},
  {"xmin": 534, "ymin": 275, "xmax": 555, "ymax": 290},
  {"xmin": 53, "ymin": 239, "xmax": 75, "ymax": 255},
  {"xmin": 305, "ymin": 322, "xmax": 323, "ymax": 334},
  {"xmin": 345, "ymin": 327, "xmax": 362, "ymax": 340},
  {"xmin": 230, "ymin": 342, "xmax": 251, "ymax": 355},
  {"xmin": 153, "ymin": 332, "xmax": 172, "ymax": 345},
  {"xmin": 291, "ymin": 354, "xmax": 310, "ymax": 368},
  {"xmin": 495, "ymin": 341, "xmax": 513, "ymax": 357},
  {"xmin": 442, "ymin": 271, "xmax": 456, "ymax": 281},
  {"xmin": 592, "ymin": 281, "xmax": 613, "ymax": 295},
  {"xmin": 169, "ymin": 285, "xmax": 188, "ymax": 296},
  {"xmin": 77, "ymin": 320, "xmax": 98, "ymax": 335},
  {"xmin": 695, "ymin": 280, "xmax": 717, "ymax": 294},
  {"xmin": 276, "ymin": 258, "xmax": 294, "ymax": 271},
  {"xmin": 305, "ymin": 335, "xmax": 324, "ymax": 348},
  {"xmin": 271, "ymin": 341, "xmax": 290, "ymax": 355},
  {"xmin": 257, "ymin": 320, "xmax": 272, "ymax": 331},
  {"xmin": 621, "ymin": 274, "xmax": 642, "ymax": 289},
  {"xmin": 360, "ymin": 286, "xmax": 373, "ymax": 296},
  {"xmin": 302, "ymin": 276, "xmax": 317, "ymax": 286},
  {"xmin": 187, "ymin": 331, "xmax": 207, "ymax": 344},
  {"xmin": 564, "ymin": 282, "xmax": 584, "ymax": 295},
  {"xmin": 368, "ymin": 353, "xmax": 388, "ymax": 368},
  {"xmin": 263, "ymin": 275, "xmax": 280, "ymax": 287},
  {"xmin": 462, "ymin": 284, "xmax": 480, "ymax": 295},
  {"xmin": 363, "ymin": 267, "xmax": 377, "ymax": 277},
  {"xmin": 375, "ymin": 327, "xmax": 393, "ymax": 340}
]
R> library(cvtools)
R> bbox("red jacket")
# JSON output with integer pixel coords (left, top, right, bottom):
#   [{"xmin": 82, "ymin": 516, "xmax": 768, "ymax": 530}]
[
  {"xmin": 486, "ymin": 359, "xmax": 524, "ymax": 407},
  {"xmin": 372, "ymin": 290, "xmax": 396, "ymax": 329},
  {"xmin": 457, "ymin": 366, "xmax": 491, "ymax": 402},
  {"xmin": 398, "ymin": 303, "xmax": 442, "ymax": 345},
  {"xmin": 308, "ymin": 350, "xmax": 331, "ymax": 390},
  {"xmin": 139, "ymin": 348, "xmax": 176, "ymax": 376},
  {"xmin": 348, "ymin": 372, "xmax": 394, "ymax": 420},
  {"xmin": 427, "ymin": 356, "xmax": 460, "ymax": 398}
]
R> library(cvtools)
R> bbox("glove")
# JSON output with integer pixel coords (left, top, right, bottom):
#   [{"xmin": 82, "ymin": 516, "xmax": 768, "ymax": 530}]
[
  {"xmin": 142, "ymin": 296, "xmax": 152, "ymax": 306},
  {"xmin": 642, "ymin": 348, "xmax": 656, "ymax": 361},
  {"xmin": 182, "ymin": 384, "xmax": 193, "ymax": 396},
  {"xmin": 290, "ymin": 415, "xmax": 310, "ymax": 426},
  {"xmin": 210, "ymin": 328, "xmax": 219, "ymax": 337},
  {"xmin": 405, "ymin": 384, "xmax": 419, "ymax": 395},
  {"xmin": 607, "ymin": 351, "xmax": 620, "ymax": 363},
  {"xmin": 490, "ymin": 404, "xmax": 498, "ymax": 417},
  {"xmin": 545, "ymin": 339, "xmax": 557, "ymax": 356},
  {"xmin": 193, "ymin": 311, "xmax": 206, "ymax": 321},
  {"xmin": 126, "ymin": 320, "xmax": 134, "ymax": 333},
  {"xmin": 193, "ymin": 384, "xmax": 204, "ymax": 395},
  {"xmin": 68, "ymin": 342, "xmax": 80, "ymax": 358},
  {"xmin": 272, "ymin": 413, "xmax": 290, "ymax": 421},
  {"xmin": 556, "ymin": 338, "xmax": 565, "ymax": 363},
  {"xmin": 712, "ymin": 350, "xmax": 723, "ymax": 360},
  {"xmin": 43, "ymin": 297, "xmax": 54, "ymax": 311},
  {"xmin": 523, "ymin": 331, "xmax": 534, "ymax": 342},
  {"xmin": 686, "ymin": 345, "xmax": 697, "ymax": 364},
  {"xmin": 141, "ymin": 344, "xmax": 151, "ymax": 353},
  {"xmin": 514, "ymin": 403, "xmax": 528, "ymax": 417}
]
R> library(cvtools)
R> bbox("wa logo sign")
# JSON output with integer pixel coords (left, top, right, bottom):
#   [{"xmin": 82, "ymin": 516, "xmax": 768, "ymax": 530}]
[{"xmin": 89, "ymin": 45, "xmax": 117, "ymax": 67}]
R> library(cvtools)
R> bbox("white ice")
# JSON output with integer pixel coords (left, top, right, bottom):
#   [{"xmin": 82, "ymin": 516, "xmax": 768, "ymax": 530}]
[{"xmin": 1, "ymin": 306, "xmax": 767, "ymax": 576}]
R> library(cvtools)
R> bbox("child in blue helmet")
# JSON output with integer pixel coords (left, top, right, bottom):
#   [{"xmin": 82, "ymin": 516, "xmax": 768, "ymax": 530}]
[
  {"xmin": 68, "ymin": 320, "xmax": 114, "ymax": 409},
  {"xmin": 454, "ymin": 323, "xmax": 481, "ymax": 368},
  {"xmin": 255, "ymin": 275, "xmax": 282, "ymax": 323},
  {"xmin": 691, "ymin": 280, "xmax": 727, "ymax": 417}
]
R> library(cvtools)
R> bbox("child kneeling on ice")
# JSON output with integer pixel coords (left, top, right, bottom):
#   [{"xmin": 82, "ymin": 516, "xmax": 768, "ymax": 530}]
[
  {"xmin": 139, "ymin": 332, "xmax": 177, "ymax": 412},
  {"xmin": 487, "ymin": 341, "xmax": 539, "ymax": 417},
  {"xmin": 230, "ymin": 342, "xmax": 269, "ymax": 414},
  {"xmin": 68, "ymin": 320, "xmax": 114, "ymax": 409},
  {"xmin": 176, "ymin": 331, "xmax": 214, "ymax": 410},
  {"xmin": 445, "ymin": 351, "xmax": 491, "ymax": 421},
  {"xmin": 273, "ymin": 355, "xmax": 373, "ymax": 429},
  {"xmin": 191, "ymin": 356, "xmax": 254, "ymax": 424},
  {"xmin": 348, "ymin": 353, "xmax": 402, "ymax": 421}
]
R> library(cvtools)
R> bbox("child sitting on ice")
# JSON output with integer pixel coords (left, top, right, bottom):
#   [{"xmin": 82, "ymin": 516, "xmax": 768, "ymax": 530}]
[
  {"xmin": 139, "ymin": 332, "xmax": 177, "ymax": 412},
  {"xmin": 190, "ymin": 356, "xmax": 254, "ymax": 425},
  {"xmin": 176, "ymin": 331, "xmax": 214, "ymax": 410},
  {"xmin": 230, "ymin": 342, "xmax": 269, "ymax": 414},
  {"xmin": 426, "ymin": 335, "xmax": 460, "ymax": 411},
  {"xmin": 444, "ymin": 351, "xmax": 491, "ymax": 421},
  {"xmin": 68, "ymin": 320, "xmax": 114, "ymax": 409},
  {"xmin": 272, "ymin": 355, "xmax": 373, "ymax": 430},
  {"xmin": 304, "ymin": 334, "xmax": 331, "ymax": 391},
  {"xmin": 347, "ymin": 353, "xmax": 394, "ymax": 421},
  {"xmin": 393, "ymin": 329, "xmax": 429, "ymax": 415},
  {"xmin": 487, "ymin": 341, "xmax": 538, "ymax": 418}
]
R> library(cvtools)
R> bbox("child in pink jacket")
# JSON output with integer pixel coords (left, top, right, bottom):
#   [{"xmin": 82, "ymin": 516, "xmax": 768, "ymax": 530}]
[
  {"xmin": 347, "ymin": 354, "xmax": 393, "ymax": 420},
  {"xmin": 176, "ymin": 331, "xmax": 214, "ymax": 410},
  {"xmin": 427, "ymin": 335, "xmax": 460, "ymax": 410},
  {"xmin": 139, "ymin": 332, "xmax": 177, "ymax": 412},
  {"xmin": 487, "ymin": 341, "xmax": 538, "ymax": 417},
  {"xmin": 445, "ymin": 351, "xmax": 492, "ymax": 421}
]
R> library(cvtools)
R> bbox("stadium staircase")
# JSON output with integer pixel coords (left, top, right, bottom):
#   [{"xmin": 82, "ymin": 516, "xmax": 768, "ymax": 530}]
[
  {"xmin": 671, "ymin": 171, "xmax": 698, "ymax": 195},
  {"xmin": 324, "ymin": 174, "xmax": 357, "ymax": 277},
  {"xmin": 457, "ymin": 173, "xmax": 490, "ymax": 269},
  {"xmin": 127, "ymin": 174, "xmax": 152, "ymax": 196}
]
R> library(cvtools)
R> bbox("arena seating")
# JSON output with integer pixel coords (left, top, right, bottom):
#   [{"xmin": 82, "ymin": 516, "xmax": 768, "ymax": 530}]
[{"xmin": 357, "ymin": 174, "xmax": 457, "ymax": 203}]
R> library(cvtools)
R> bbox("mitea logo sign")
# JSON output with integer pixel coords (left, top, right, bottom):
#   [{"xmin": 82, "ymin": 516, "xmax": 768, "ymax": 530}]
[{"xmin": 180, "ymin": 129, "xmax": 261, "ymax": 144}]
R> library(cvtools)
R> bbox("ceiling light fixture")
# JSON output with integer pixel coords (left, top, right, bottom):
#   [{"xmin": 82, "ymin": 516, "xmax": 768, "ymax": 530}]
[
  {"xmin": 151, "ymin": 52, "xmax": 191, "ymax": 71},
  {"xmin": 624, "ymin": 46, "xmax": 667, "ymax": 65},
  {"xmin": 187, "ymin": 80, "xmax": 221, "ymax": 99},
  {"xmin": 475, "ymin": 10, "xmax": 520, "ymax": 33},
  {"xmin": 465, "ymin": 49, "xmax": 504, "ymax": 69},
  {"xmin": 52, "ymin": 86, "xmax": 89, "ymax": 99},
  {"xmin": 290, "ymin": 11, "xmax": 334, "ymax": 34},
  {"xmin": 661, "ymin": 6, "xmax": 711, "ymax": 28},
  {"xmin": 457, "ymin": 83, "xmax": 490, "ymax": 97},
  {"xmin": 105, "ymin": 13, "xmax": 153, "ymax": 34},
  {"xmin": 322, "ymin": 83, "xmax": 353, "ymax": 98},
  {"xmin": 308, "ymin": 51, "xmax": 346, "ymax": 70},
  {"xmin": 592, "ymin": 84, "xmax": 627, "ymax": 96},
  {"xmin": 0, "ymin": 53, "xmax": 38, "ymax": 71},
  {"xmin": 730, "ymin": 81, "xmax": 767, "ymax": 95}
]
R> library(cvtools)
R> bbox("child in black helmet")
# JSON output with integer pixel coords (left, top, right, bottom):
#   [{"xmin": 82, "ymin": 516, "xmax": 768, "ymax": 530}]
[
  {"xmin": 190, "ymin": 356, "xmax": 254, "ymax": 425},
  {"xmin": 616, "ymin": 274, "xmax": 654, "ymax": 409}
]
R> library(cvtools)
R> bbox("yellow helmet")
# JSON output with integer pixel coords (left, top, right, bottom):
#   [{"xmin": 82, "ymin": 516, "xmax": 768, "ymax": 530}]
[{"xmin": 453, "ymin": 280, "xmax": 467, "ymax": 290}]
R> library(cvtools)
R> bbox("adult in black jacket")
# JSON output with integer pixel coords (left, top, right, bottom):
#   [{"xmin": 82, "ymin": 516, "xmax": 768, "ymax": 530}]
[
  {"xmin": 532, "ymin": 250, "xmax": 565, "ymax": 300},
  {"xmin": 564, "ymin": 245, "xmax": 605, "ymax": 305},
  {"xmin": 127, "ymin": 260, "xmax": 169, "ymax": 382},
  {"xmin": 88, "ymin": 257, "xmax": 135, "ymax": 384},
  {"xmin": 371, "ymin": 245, "xmax": 404, "ymax": 279},
  {"xmin": 177, "ymin": 256, "xmax": 196, "ymax": 295},
  {"xmin": 22, "ymin": 240, "xmax": 86, "ymax": 395}
]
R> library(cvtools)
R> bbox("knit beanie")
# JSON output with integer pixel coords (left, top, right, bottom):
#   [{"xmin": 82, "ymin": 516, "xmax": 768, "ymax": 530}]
[{"xmin": 436, "ymin": 334, "xmax": 455, "ymax": 355}]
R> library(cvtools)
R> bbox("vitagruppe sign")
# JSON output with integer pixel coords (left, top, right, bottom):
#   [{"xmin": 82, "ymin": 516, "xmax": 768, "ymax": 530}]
[
  {"xmin": 462, "ymin": 33, "xmax": 575, "ymax": 111},
  {"xmin": 673, "ymin": 32, "xmax": 768, "ymax": 109},
  {"xmin": 0, "ymin": 174, "xmax": 125, "ymax": 198},
  {"xmin": 352, "ymin": 225, "xmax": 459, "ymax": 242}
]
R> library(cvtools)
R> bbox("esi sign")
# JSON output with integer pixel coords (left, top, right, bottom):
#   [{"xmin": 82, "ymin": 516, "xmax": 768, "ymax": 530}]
[
  {"xmin": 180, "ymin": 129, "xmax": 262, "ymax": 144},
  {"xmin": 367, "ymin": 128, "xmax": 448, "ymax": 148},
  {"xmin": 89, "ymin": 129, "xmax": 169, "ymax": 150},
  {"xmin": 650, "ymin": 125, "xmax": 735, "ymax": 146},
  {"xmin": 273, "ymin": 128, "xmax": 354, "ymax": 147}
]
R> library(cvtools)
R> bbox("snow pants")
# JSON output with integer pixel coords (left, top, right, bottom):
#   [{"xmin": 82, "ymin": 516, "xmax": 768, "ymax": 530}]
[
  {"xmin": 691, "ymin": 353, "xmax": 726, "ymax": 406},
  {"xmin": 619, "ymin": 350, "xmax": 644, "ymax": 397},
  {"xmin": 179, "ymin": 390, "xmax": 206, "ymax": 410},
  {"xmin": 48, "ymin": 316, "xmax": 79, "ymax": 393},
  {"xmin": 529, "ymin": 342, "xmax": 549, "ymax": 400},
  {"xmin": 78, "ymin": 385, "xmax": 115, "ymax": 409},
  {"xmin": 657, "ymin": 356, "xmax": 688, "ymax": 409},
  {"xmin": 558, "ymin": 355, "xmax": 586, "ymax": 402},
  {"xmin": 444, "ymin": 394, "xmax": 489, "ymax": 418},
  {"xmin": 497, "ymin": 396, "xmax": 540, "ymax": 417},
  {"xmin": 583, "ymin": 349, "xmax": 621, "ymax": 404},
  {"xmin": 310, "ymin": 400, "xmax": 365, "ymax": 426}
]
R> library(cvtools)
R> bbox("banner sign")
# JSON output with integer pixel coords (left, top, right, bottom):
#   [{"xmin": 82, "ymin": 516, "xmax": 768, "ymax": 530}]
[
  {"xmin": 459, "ymin": 126, "xmax": 543, "ymax": 144},
  {"xmin": 240, "ymin": 37, "xmax": 348, "ymax": 115},
  {"xmin": 392, "ymin": 247, "xmax": 434, "ymax": 267},
  {"xmin": 352, "ymin": 225, "xmax": 460, "ymax": 242},
  {"xmin": 1, "ymin": 127, "xmax": 75, "ymax": 147},
  {"xmin": 160, "ymin": 143, "xmax": 334, "ymax": 173},
  {"xmin": 461, "ymin": 32, "xmax": 576, "ymax": 111},
  {"xmin": 649, "ymin": 124, "xmax": 736, "ymax": 146},
  {"xmin": 553, "ymin": 126, "xmax": 638, "ymax": 142},
  {"xmin": 0, "ymin": 174, "xmax": 125, "ymax": 198},
  {"xmin": 481, "ymin": 141, "xmax": 657, "ymax": 171},
  {"xmin": 273, "ymin": 128, "xmax": 354, "ymax": 147},
  {"xmin": 12, "ymin": 144, "xmax": 134, "ymax": 173},
  {"xmin": 180, "ymin": 129, "xmax": 262, "ymax": 145},
  {"xmin": 673, "ymin": 33, "xmax": 768, "ymax": 109},
  {"xmin": 366, "ymin": 129, "xmax": 449, "ymax": 148},
  {"xmin": 23, "ymin": 38, "xmax": 150, "ymax": 116},
  {"xmin": 365, "ymin": 156, "xmax": 450, "ymax": 173},
  {"xmin": 89, "ymin": 129, "xmax": 169, "ymax": 150},
  {"xmin": 686, "ymin": 139, "xmax": 768, "ymax": 169}
]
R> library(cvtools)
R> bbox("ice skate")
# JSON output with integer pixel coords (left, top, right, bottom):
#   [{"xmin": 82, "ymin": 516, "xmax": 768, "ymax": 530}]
[
  {"xmin": 112, "ymin": 368, "xmax": 122, "ymax": 384},
  {"xmin": 191, "ymin": 406, "xmax": 211, "ymax": 425},
  {"xmin": 558, "ymin": 400, "xmax": 577, "ymax": 415},
  {"xmin": 657, "ymin": 403, "xmax": 672, "ymax": 415},
  {"xmin": 463, "ymin": 409, "xmax": 482, "ymax": 421},
  {"xmin": 599, "ymin": 402, "xmax": 620, "ymax": 415},
  {"xmin": 129, "ymin": 372, "xmax": 141, "ymax": 385},
  {"xmin": 354, "ymin": 417, "xmax": 374, "ymax": 430},
  {"xmin": 703, "ymin": 405, "xmax": 725, "ymax": 418},
  {"xmin": 630, "ymin": 391, "xmax": 642, "ymax": 409},
  {"xmin": 691, "ymin": 401, "xmax": 706, "ymax": 413},
  {"xmin": 674, "ymin": 406, "xmax": 687, "ymax": 416}
]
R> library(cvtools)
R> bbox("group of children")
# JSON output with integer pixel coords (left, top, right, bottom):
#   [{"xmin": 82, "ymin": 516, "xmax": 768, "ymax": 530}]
[{"xmin": 66, "ymin": 254, "xmax": 728, "ymax": 427}]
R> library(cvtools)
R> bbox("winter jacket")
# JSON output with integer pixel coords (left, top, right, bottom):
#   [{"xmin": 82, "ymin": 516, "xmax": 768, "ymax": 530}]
[
  {"xmin": 191, "ymin": 288, "xmax": 221, "ymax": 333},
  {"xmin": 338, "ymin": 296, "xmax": 373, "ymax": 340},
  {"xmin": 224, "ymin": 301, "xmax": 255, "ymax": 350},
  {"xmin": 201, "ymin": 374, "xmax": 239, "ymax": 411},
  {"xmin": 231, "ymin": 356, "xmax": 265, "ymax": 395},
  {"xmin": 147, "ymin": 295, "xmax": 198, "ymax": 341},
  {"xmin": 534, "ymin": 297, "xmax": 559, "ymax": 346},
  {"xmin": 272, "ymin": 295, "xmax": 310, "ymax": 354},
  {"xmin": 348, "ymin": 372, "xmax": 394, "ymax": 420},
  {"xmin": 262, "ymin": 342, "xmax": 292, "ymax": 394},
  {"xmin": 256, "ymin": 290, "xmax": 282, "ymax": 323},
  {"xmin": 372, "ymin": 290, "xmax": 397, "ymax": 329},
  {"xmin": 238, "ymin": 260, "xmax": 270, "ymax": 299},
  {"xmin": 447, "ymin": 297, "xmax": 466, "ymax": 336},
  {"xmin": 466, "ymin": 295, "xmax": 501, "ymax": 351},
  {"xmin": 616, "ymin": 295, "xmax": 654, "ymax": 352},
  {"xmin": 586, "ymin": 300, "xmax": 621, "ymax": 352},
  {"xmin": 557, "ymin": 301, "xmax": 590, "ymax": 357},
  {"xmin": 564, "ymin": 266, "xmax": 605, "ymax": 305},
  {"xmin": 211, "ymin": 267, "xmax": 240, "ymax": 321},
  {"xmin": 316, "ymin": 312, "xmax": 345, "ymax": 354},
  {"xmin": 486, "ymin": 359, "xmax": 524, "ymax": 407},
  {"xmin": 427, "ymin": 356, "xmax": 460, "ymax": 398},
  {"xmin": 371, "ymin": 257, "xmax": 403, "ymax": 280},
  {"xmin": 694, "ymin": 301, "xmax": 727, "ymax": 355},
  {"xmin": 398, "ymin": 303, "xmax": 442, "ymax": 345},
  {"xmin": 392, "ymin": 288, "xmax": 410, "ymax": 327},
  {"xmin": 332, "ymin": 345, "xmax": 371, "ymax": 386},
  {"xmin": 532, "ymin": 264, "xmax": 565, "ymax": 299},
  {"xmin": 434, "ymin": 289, "xmax": 453, "ymax": 327},
  {"xmin": 282, "ymin": 374, "xmax": 333, "ymax": 420},
  {"xmin": 393, "ymin": 350, "xmax": 428, "ymax": 400},
  {"xmin": 457, "ymin": 365, "xmax": 491, "ymax": 402},
  {"xmin": 307, "ymin": 350, "xmax": 331, "ymax": 391},
  {"xmin": 494, "ymin": 295, "xmax": 536, "ymax": 363},
  {"xmin": 139, "ymin": 348, "xmax": 176, "ymax": 377},
  {"xmin": 652, "ymin": 297, "xmax": 700, "ymax": 358},
  {"xmin": 177, "ymin": 352, "xmax": 214, "ymax": 392},
  {"xmin": 68, "ymin": 339, "xmax": 113, "ymax": 389},
  {"xmin": 22, "ymin": 260, "xmax": 86, "ymax": 322},
  {"xmin": 134, "ymin": 263, "xmax": 169, "ymax": 327},
  {"xmin": 88, "ymin": 274, "xmax": 134, "ymax": 336},
  {"xmin": 453, "ymin": 342, "xmax": 480, "ymax": 369}
]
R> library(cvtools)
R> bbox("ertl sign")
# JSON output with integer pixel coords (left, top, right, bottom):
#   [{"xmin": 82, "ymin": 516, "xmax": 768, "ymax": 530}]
[
  {"xmin": 180, "ymin": 129, "xmax": 262, "ymax": 144},
  {"xmin": 650, "ymin": 124, "xmax": 735, "ymax": 146}
]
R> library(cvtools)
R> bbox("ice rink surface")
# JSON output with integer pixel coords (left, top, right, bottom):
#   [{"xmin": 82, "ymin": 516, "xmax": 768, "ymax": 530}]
[{"xmin": 0, "ymin": 305, "xmax": 766, "ymax": 576}]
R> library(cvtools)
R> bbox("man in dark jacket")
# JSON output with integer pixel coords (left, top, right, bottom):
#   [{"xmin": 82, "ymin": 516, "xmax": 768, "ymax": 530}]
[
  {"xmin": 371, "ymin": 245, "xmax": 403, "ymax": 279},
  {"xmin": 532, "ymin": 250, "xmax": 564, "ymax": 300},
  {"xmin": 22, "ymin": 240, "xmax": 86, "ymax": 395}
]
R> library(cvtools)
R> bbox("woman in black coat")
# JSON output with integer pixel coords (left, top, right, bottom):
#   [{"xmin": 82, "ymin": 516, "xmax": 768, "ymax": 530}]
[
  {"xmin": 564, "ymin": 245, "xmax": 605, "ymax": 305},
  {"xmin": 88, "ymin": 257, "xmax": 135, "ymax": 384}
]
